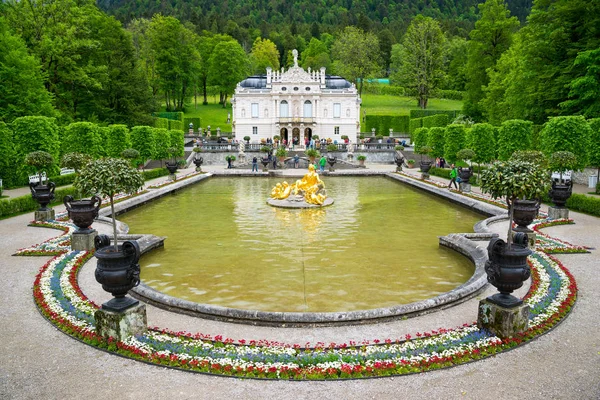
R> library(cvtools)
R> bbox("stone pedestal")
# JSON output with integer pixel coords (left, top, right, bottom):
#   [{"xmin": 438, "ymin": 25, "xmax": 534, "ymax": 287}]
[
  {"xmin": 460, "ymin": 182, "xmax": 472, "ymax": 193},
  {"xmin": 71, "ymin": 230, "xmax": 98, "ymax": 251},
  {"xmin": 421, "ymin": 173, "xmax": 430, "ymax": 180},
  {"xmin": 548, "ymin": 206, "xmax": 569, "ymax": 220},
  {"xmin": 511, "ymin": 230, "xmax": 536, "ymax": 249},
  {"xmin": 95, "ymin": 303, "xmax": 147, "ymax": 341},
  {"xmin": 477, "ymin": 299, "xmax": 530, "ymax": 338},
  {"xmin": 396, "ymin": 166, "xmax": 402, "ymax": 172},
  {"xmin": 329, "ymin": 167, "xmax": 335, "ymax": 172},
  {"xmin": 195, "ymin": 167, "xmax": 202, "ymax": 172},
  {"xmin": 168, "ymin": 173, "xmax": 177, "ymax": 181},
  {"xmin": 34, "ymin": 209, "xmax": 55, "ymax": 222}
]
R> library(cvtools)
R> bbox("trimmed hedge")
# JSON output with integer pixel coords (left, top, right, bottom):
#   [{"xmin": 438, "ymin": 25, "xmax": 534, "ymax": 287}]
[
  {"xmin": 410, "ymin": 110, "xmax": 459, "ymax": 119},
  {"xmin": 365, "ymin": 115, "xmax": 410, "ymax": 135},
  {"xmin": 154, "ymin": 118, "xmax": 170, "ymax": 129},
  {"xmin": 566, "ymin": 193, "xmax": 600, "ymax": 217},
  {"xmin": 422, "ymin": 114, "xmax": 449, "ymax": 129},
  {"xmin": 48, "ymin": 173, "xmax": 76, "ymax": 186},
  {"xmin": 429, "ymin": 166, "xmax": 451, "ymax": 179},
  {"xmin": 409, "ymin": 118, "xmax": 423, "ymax": 134},
  {"xmin": 0, "ymin": 186, "xmax": 78, "ymax": 219},
  {"xmin": 183, "ymin": 118, "xmax": 201, "ymax": 131},
  {"xmin": 435, "ymin": 90, "xmax": 464, "ymax": 100},
  {"xmin": 596, "ymin": 182, "xmax": 600, "ymax": 195},
  {"xmin": 152, "ymin": 112, "xmax": 183, "ymax": 121},
  {"xmin": 363, "ymin": 85, "xmax": 406, "ymax": 96},
  {"xmin": 169, "ymin": 120, "xmax": 183, "ymax": 131},
  {"xmin": 142, "ymin": 167, "xmax": 170, "ymax": 180}
]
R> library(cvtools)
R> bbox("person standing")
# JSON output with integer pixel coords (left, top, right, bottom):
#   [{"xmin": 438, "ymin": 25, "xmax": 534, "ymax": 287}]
[
  {"xmin": 448, "ymin": 164, "xmax": 458, "ymax": 189},
  {"xmin": 319, "ymin": 155, "xmax": 326, "ymax": 172},
  {"xmin": 252, "ymin": 156, "xmax": 258, "ymax": 172},
  {"xmin": 294, "ymin": 154, "xmax": 299, "ymax": 168}
]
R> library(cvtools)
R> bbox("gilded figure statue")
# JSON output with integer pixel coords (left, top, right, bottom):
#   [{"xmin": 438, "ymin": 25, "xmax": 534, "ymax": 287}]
[{"xmin": 270, "ymin": 164, "xmax": 327, "ymax": 205}]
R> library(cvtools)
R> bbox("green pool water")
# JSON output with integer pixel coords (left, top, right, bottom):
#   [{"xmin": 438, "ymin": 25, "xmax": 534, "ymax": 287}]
[{"xmin": 119, "ymin": 177, "xmax": 482, "ymax": 313}]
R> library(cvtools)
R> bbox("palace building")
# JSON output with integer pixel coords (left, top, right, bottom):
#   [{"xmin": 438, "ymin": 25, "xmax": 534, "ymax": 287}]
[{"xmin": 231, "ymin": 50, "xmax": 361, "ymax": 145}]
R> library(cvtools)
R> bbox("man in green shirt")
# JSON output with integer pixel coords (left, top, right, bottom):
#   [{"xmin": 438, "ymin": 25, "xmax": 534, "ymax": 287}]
[
  {"xmin": 448, "ymin": 164, "xmax": 458, "ymax": 189},
  {"xmin": 319, "ymin": 155, "xmax": 326, "ymax": 172}
]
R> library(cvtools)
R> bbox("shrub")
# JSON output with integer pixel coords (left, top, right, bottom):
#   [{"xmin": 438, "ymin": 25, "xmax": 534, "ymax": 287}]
[
  {"xmin": 427, "ymin": 127, "xmax": 446, "ymax": 158},
  {"xmin": 275, "ymin": 147, "xmax": 288, "ymax": 157},
  {"xmin": 47, "ymin": 173, "xmax": 76, "ymax": 186},
  {"xmin": 498, "ymin": 120, "xmax": 533, "ymax": 161},
  {"xmin": 183, "ymin": 117, "xmax": 201, "ymax": 131},
  {"xmin": 365, "ymin": 115, "xmax": 410, "ymax": 134},
  {"xmin": 566, "ymin": 193, "xmax": 600, "ymax": 217},
  {"xmin": 0, "ymin": 186, "xmax": 78, "ymax": 219},
  {"xmin": 326, "ymin": 144, "xmax": 338, "ymax": 152},
  {"xmin": 409, "ymin": 118, "xmax": 423, "ymax": 134},
  {"xmin": 435, "ymin": 90, "xmax": 464, "ymax": 100},
  {"xmin": 11, "ymin": 116, "xmax": 60, "ymax": 182},
  {"xmin": 168, "ymin": 119, "xmax": 183, "ymax": 131},
  {"xmin": 422, "ymin": 114, "xmax": 449, "ymax": 129},
  {"xmin": 596, "ymin": 182, "xmax": 600, "ymax": 195},
  {"xmin": 413, "ymin": 128, "xmax": 429, "ymax": 154},
  {"xmin": 443, "ymin": 124, "xmax": 466, "ymax": 163},
  {"xmin": 62, "ymin": 122, "xmax": 103, "ymax": 158},
  {"xmin": 152, "ymin": 128, "xmax": 171, "ymax": 161},
  {"xmin": 466, "ymin": 123, "xmax": 496, "ymax": 165},
  {"xmin": 305, "ymin": 148, "xmax": 320, "ymax": 158},
  {"xmin": 152, "ymin": 112, "xmax": 183, "ymax": 121},
  {"xmin": 131, "ymin": 126, "xmax": 156, "ymax": 164},
  {"xmin": 243, "ymin": 136, "xmax": 250, "ymax": 142},
  {"xmin": 428, "ymin": 166, "xmax": 452, "ymax": 179},
  {"xmin": 154, "ymin": 117, "xmax": 170, "ymax": 129},
  {"xmin": 142, "ymin": 168, "xmax": 169, "ymax": 180},
  {"xmin": 104, "ymin": 125, "xmax": 131, "ymax": 158},
  {"xmin": 539, "ymin": 116, "xmax": 591, "ymax": 171},
  {"xmin": 510, "ymin": 150, "xmax": 547, "ymax": 168},
  {"xmin": 356, "ymin": 155, "xmax": 366, "ymax": 161},
  {"xmin": 409, "ymin": 110, "xmax": 459, "ymax": 119}
]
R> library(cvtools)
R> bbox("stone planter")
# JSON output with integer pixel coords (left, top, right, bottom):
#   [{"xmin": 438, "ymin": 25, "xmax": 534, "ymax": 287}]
[
  {"xmin": 512, "ymin": 199, "xmax": 540, "ymax": 232},
  {"xmin": 419, "ymin": 161, "xmax": 432, "ymax": 173},
  {"xmin": 165, "ymin": 163, "xmax": 178, "ymax": 174},
  {"xmin": 193, "ymin": 157, "xmax": 203, "ymax": 171},
  {"xmin": 394, "ymin": 155, "xmax": 405, "ymax": 171},
  {"xmin": 29, "ymin": 182, "xmax": 56, "ymax": 211},
  {"xmin": 548, "ymin": 180, "xmax": 572, "ymax": 208},
  {"xmin": 484, "ymin": 234, "xmax": 531, "ymax": 308},
  {"xmin": 63, "ymin": 195, "xmax": 102, "ymax": 233},
  {"xmin": 261, "ymin": 157, "xmax": 270, "ymax": 172},
  {"xmin": 458, "ymin": 167, "xmax": 473, "ymax": 184},
  {"xmin": 94, "ymin": 235, "xmax": 141, "ymax": 312}
]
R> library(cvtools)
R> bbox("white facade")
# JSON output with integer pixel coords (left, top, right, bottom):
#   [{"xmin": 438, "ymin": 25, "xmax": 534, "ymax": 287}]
[{"xmin": 231, "ymin": 51, "xmax": 361, "ymax": 145}]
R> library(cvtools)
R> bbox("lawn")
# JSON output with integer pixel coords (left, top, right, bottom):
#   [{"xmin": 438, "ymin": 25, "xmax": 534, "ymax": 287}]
[{"xmin": 165, "ymin": 94, "xmax": 463, "ymax": 133}]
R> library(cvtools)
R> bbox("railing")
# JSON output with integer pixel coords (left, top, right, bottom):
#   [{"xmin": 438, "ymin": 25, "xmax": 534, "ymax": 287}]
[{"xmin": 278, "ymin": 117, "xmax": 315, "ymax": 124}]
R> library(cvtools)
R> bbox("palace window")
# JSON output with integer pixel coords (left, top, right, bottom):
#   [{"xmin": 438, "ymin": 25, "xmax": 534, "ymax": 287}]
[
  {"xmin": 280, "ymin": 100, "xmax": 289, "ymax": 117},
  {"xmin": 333, "ymin": 103, "xmax": 341, "ymax": 118},
  {"xmin": 252, "ymin": 127, "xmax": 258, "ymax": 135},
  {"xmin": 334, "ymin": 126, "xmax": 340, "ymax": 135},
  {"xmin": 251, "ymin": 103, "xmax": 259, "ymax": 118},
  {"xmin": 304, "ymin": 100, "xmax": 312, "ymax": 118}
]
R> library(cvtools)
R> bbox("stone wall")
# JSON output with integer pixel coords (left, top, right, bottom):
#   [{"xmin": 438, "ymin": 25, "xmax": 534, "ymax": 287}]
[{"xmin": 573, "ymin": 167, "xmax": 599, "ymax": 187}]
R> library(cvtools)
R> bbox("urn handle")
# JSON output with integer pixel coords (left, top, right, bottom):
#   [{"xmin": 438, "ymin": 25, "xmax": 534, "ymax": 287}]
[
  {"xmin": 48, "ymin": 181, "xmax": 56, "ymax": 194},
  {"xmin": 63, "ymin": 195, "xmax": 74, "ymax": 211},
  {"xmin": 95, "ymin": 234, "xmax": 111, "ymax": 250},
  {"xmin": 122, "ymin": 240, "xmax": 141, "ymax": 265},
  {"xmin": 91, "ymin": 195, "xmax": 102, "ymax": 216}
]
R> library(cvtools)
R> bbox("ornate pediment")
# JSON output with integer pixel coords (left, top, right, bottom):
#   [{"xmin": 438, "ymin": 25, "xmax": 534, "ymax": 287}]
[{"xmin": 279, "ymin": 66, "xmax": 314, "ymax": 83}]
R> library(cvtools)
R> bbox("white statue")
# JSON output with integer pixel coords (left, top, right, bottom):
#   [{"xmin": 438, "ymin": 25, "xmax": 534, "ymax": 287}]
[{"xmin": 292, "ymin": 49, "xmax": 298, "ymax": 68}]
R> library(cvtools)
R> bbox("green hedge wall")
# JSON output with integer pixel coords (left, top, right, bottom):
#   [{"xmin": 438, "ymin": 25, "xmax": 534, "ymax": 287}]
[
  {"xmin": 409, "ymin": 118, "xmax": 423, "ymax": 134},
  {"xmin": 422, "ymin": 114, "xmax": 449, "ymax": 128},
  {"xmin": 154, "ymin": 118, "xmax": 170, "ymax": 129},
  {"xmin": 48, "ymin": 173, "xmax": 76, "ymax": 186},
  {"xmin": 365, "ymin": 115, "xmax": 410, "ymax": 135},
  {"xmin": 565, "ymin": 193, "xmax": 600, "ymax": 217},
  {"xmin": 435, "ymin": 90, "xmax": 464, "ymax": 100},
  {"xmin": 142, "ymin": 167, "xmax": 170, "ymax": 180},
  {"xmin": 183, "ymin": 118, "xmax": 201, "ymax": 131},
  {"xmin": 152, "ymin": 112, "xmax": 183, "ymax": 121},
  {"xmin": 169, "ymin": 120, "xmax": 183, "ymax": 131},
  {"xmin": 0, "ymin": 186, "xmax": 78, "ymax": 219},
  {"xmin": 409, "ymin": 110, "xmax": 459, "ymax": 120}
]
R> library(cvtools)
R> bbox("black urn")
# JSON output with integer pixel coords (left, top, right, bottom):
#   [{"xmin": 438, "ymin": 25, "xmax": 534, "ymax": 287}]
[
  {"xmin": 512, "ymin": 199, "xmax": 540, "ymax": 232},
  {"xmin": 94, "ymin": 235, "xmax": 141, "ymax": 312},
  {"xmin": 30, "ymin": 182, "xmax": 56, "ymax": 211},
  {"xmin": 394, "ymin": 155, "xmax": 405, "ymax": 170},
  {"xmin": 165, "ymin": 162, "xmax": 178, "ymax": 174},
  {"xmin": 261, "ymin": 157, "xmax": 270, "ymax": 168},
  {"xmin": 419, "ymin": 160, "xmax": 433, "ymax": 173},
  {"xmin": 484, "ymin": 233, "xmax": 531, "ymax": 308},
  {"xmin": 64, "ymin": 195, "xmax": 102, "ymax": 233},
  {"xmin": 327, "ymin": 156, "xmax": 337, "ymax": 167},
  {"xmin": 193, "ymin": 157, "xmax": 203, "ymax": 169},
  {"xmin": 548, "ymin": 180, "xmax": 572, "ymax": 208},
  {"xmin": 458, "ymin": 167, "xmax": 473, "ymax": 184}
]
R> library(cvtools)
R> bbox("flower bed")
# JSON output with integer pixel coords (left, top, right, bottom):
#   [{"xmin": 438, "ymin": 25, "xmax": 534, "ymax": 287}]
[
  {"xmin": 146, "ymin": 172, "xmax": 202, "ymax": 190},
  {"xmin": 20, "ymin": 216, "xmax": 582, "ymax": 380}
]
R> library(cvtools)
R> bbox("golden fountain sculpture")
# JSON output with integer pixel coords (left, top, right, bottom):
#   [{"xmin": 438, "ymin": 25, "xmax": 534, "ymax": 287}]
[{"xmin": 270, "ymin": 164, "xmax": 328, "ymax": 206}]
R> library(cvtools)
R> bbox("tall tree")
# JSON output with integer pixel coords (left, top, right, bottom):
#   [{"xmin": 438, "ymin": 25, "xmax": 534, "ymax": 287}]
[
  {"xmin": 378, "ymin": 29, "xmax": 396, "ymax": 75},
  {"xmin": 0, "ymin": 17, "xmax": 55, "ymax": 123},
  {"xmin": 249, "ymin": 37, "xmax": 280, "ymax": 74},
  {"xmin": 560, "ymin": 48, "xmax": 600, "ymax": 118},
  {"xmin": 444, "ymin": 37, "xmax": 469, "ymax": 91},
  {"xmin": 331, "ymin": 26, "xmax": 381, "ymax": 95},
  {"xmin": 463, "ymin": 0, "xmax": 519, "ymax": 121},
  {"xmin": 207, "ymin": 39, "xmax": 249, "ymax": 107},
  {"xmin": 396, "ymin": 15, "xmax": 447, "ymax": 109},
  {"xmin": 301, "ymin": 38, "xmax": 331, "ymax": 71},
  {"xmin": 197, "ymin": 33, "xmax": 231, "ymax": 105}
]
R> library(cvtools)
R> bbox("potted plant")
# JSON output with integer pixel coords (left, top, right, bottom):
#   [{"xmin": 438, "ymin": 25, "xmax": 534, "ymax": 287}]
[
  {"xmin": 548, "ymin": 151, "xmax": 577, "ymax": 208},
  {"xmin": 305, "ymin": 148, "xmax": 320, "ymax": 163},
  {"xmin": 61, "ymin": 152, "xmax": 101, "ymax": 233},
  {"xmin": 357, "ymin": 154, "xmax": 367, "ymax": 166},
  {"xmin": 395, "ymin": 145, "xmax": 404, "ymax": 152},
  {"xmin": 192, "ymin": 147, "xmax": 203, "ymax": 171},
  {"xmin": 406, "ymin": 159, "xmax": 415, "ymax": 168},
  {"xmin": 165, "ymin": 147, "xmax": 179, "ymax": 174},
  {"xmin": 480, "ymin": 160, "xmax": 550, "ymax": 308},
  {"xmin": 273, "ymin": 135, "xmax": 280, "ymax": 145},
  {"xmin": 326, "ymin": 143, "xmax": 338, "ymax": 152},
  {"xmin": 26, "ymin": 151, "xmax": 56, "ymax": 212},
  {"xmin": 275, "ymin": 146, "xmax": 288, "ymax": 163},
  {"xmin": 225, "ymin": 154, "xmax": 236, "ymax": 168},
  {"xmin": 243, "ymin": 136, "xmax": 251, "ymax": 144},
  {"xmin": 417, "ymin": 146, "xmax": 433, "ymax": 173},
  {"xmin": 74, "ymin": 158, "xmax": 145, "ymax": 312},
  {"xmin": 121, "ymin": 148, "xmax": 140, "ymax": 168},
  {"xmin": 376, "ymin": 134, "xmax": 383, "ymax": 143}
]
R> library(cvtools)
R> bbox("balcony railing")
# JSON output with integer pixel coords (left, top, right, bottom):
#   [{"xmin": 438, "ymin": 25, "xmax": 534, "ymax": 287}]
[{"xmin": 278, "ymin": 117, "xmax": 315, "ymax": 124}]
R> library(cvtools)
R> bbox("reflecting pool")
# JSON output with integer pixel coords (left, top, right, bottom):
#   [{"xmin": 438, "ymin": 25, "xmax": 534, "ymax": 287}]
[{"xmin": 119, "ymin": 177, "xmax": 482, "ymax": 312}]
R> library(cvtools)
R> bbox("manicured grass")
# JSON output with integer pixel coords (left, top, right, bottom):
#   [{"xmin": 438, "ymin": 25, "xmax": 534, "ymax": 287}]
[
  {"xmin": 361, "ymin": 94, "xmax": 463, "ymax": 116},
  {"xmin": 160, "ymin": 100, "xmax": 232, "ymax": 132}
]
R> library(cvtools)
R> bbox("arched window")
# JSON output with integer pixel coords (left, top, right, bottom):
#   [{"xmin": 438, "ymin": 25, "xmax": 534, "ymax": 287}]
[
  {"xmin": 280, "ymin": 100, "xmax": 289, "ymax": 117},
  {"xmin": 304, "ymin": 100, "xmax": 312, "ymax": 118}
]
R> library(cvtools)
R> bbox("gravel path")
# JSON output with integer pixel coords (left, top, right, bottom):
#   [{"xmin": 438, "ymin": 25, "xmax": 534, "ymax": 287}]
[{"xmin": 1, "ymin": 168, "xmax": 599, "ymax": 400}]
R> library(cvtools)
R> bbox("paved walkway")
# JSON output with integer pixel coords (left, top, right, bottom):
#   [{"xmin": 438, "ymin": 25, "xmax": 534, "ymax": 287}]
[{"xmin": 1, "ymin": 164, "xmax": 599, "ymax": 399}]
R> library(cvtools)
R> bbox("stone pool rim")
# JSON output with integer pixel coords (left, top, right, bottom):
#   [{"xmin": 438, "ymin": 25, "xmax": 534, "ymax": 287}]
[{"xmin": 104, "ymin": 171, "xmax": 508, "ymax": 327}]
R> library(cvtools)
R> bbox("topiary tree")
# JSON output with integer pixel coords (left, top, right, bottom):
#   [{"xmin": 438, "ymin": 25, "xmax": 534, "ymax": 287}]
[
  {"xmin": 548, "ymin": 151, "xmax": 578, "ymax": 184},
  {"xmin": 480, "ymin": 160, "xmax": 550, "ymax": 248},
  {"xmin": 11, "ymin": 116, "xmax": 60, "ymax": 182},
  {"xmin": 168, "ymin": 129, "xmax": 184, "ymax": 157},
  {"xmin": 25, "ymin": 151, "xmax": 54, "ymax": 185},
  {"xmin": 539, "ymin": 116, "xmax": 591, "ymax": 171},
  {"xmin": 74, "ymin": 158, "xmax": 144, "ymax": 251},
  {"xmin": 0, "ymin": 122, "xmax": 17, "ymax": 188},
  {"xmin": 510, "ymin": 150, "xmax": 547, "ymax": 168},
  {"xmin": 105, "ymin": 125, "xmax": 131, "ymax": 158},
  {"xmin": 443, "ymin": 124, "xmax": 466, "ymax": 163},
  {"xmin": 498, "ymin": 119, "xmax": 533, "ymax": 161},
  {"xmin": 412, "ymin": 127, "xmax": 429, "ymax": 155},
  {"xmin": 152, "ymin": 128, "xmax": 171, "ymax": 165},
  {"xmin": 130, "ymin": 126, "xmax": 156, "ymax": 168},
  {"xmin": 588, "ymin": 118, "xmax": 600, "ymax": 180},
  {"xmin": 427, "ymin": 126, "xmax": 446, "ymax": 159},
  {"xmin": 62, "ymin": 122, "xmax": 104, "ymax": 158},
  {"xmin": 456, "ymin": 148, "xmax": 475, "ymax": 167},
  {"xmin": 61, "ymin": 152, "xmax": 92, "ymax": 174},
  {"xmin": 466, "ymin": 123, "xmax": 496, "ymax": 167}
]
